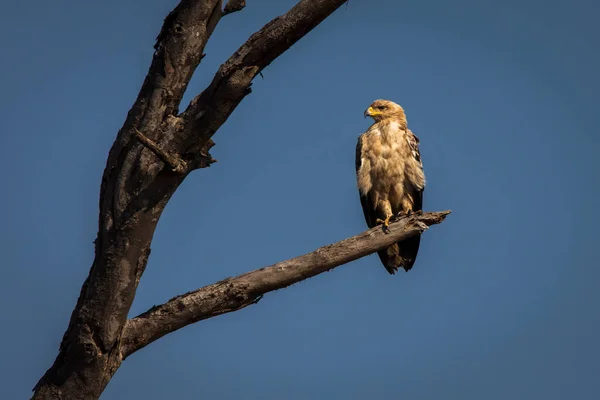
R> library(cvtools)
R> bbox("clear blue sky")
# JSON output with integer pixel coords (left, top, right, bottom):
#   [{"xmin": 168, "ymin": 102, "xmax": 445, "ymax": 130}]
[{"xmin": 1, "ymin": 0, "xmax": 599, "ymax": 398}]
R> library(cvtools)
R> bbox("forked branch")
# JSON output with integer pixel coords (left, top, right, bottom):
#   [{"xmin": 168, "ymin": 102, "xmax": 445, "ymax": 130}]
[
  {"xmin": 120, "ymin": 210, "xmax": 450, "ymax": 358},
  {"xmin": 176, "ymin": 0, "xmax": 350, "ymax": 155}
]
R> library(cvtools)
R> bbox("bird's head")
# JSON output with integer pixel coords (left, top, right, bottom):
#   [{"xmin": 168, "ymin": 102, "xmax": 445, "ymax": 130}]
[{"xmin": 364, "ymin": 99, "xmax": 407, "ymax": 127}]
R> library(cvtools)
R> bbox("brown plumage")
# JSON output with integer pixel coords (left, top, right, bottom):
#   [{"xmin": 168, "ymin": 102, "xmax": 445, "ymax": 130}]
[{"xmin": 356, "ymin": 99, "xmax": 425, "ymax": 274}]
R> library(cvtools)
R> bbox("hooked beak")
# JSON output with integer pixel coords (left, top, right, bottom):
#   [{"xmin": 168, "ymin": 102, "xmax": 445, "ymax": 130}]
[{"xmin": 364, "ymin": 106, "xmax": 375, "ymax": 118}]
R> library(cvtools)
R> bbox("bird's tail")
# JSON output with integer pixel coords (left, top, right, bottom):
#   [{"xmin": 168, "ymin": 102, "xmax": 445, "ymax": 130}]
[{"xmin": 378, "ymin": 234, "xmax": 422, "ymax": 274}]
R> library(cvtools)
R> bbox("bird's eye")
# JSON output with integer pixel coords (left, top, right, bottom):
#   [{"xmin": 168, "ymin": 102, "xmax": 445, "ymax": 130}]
[{"xmin": 377, "ymin": 105, "xmax": 386, "ymax": 110}]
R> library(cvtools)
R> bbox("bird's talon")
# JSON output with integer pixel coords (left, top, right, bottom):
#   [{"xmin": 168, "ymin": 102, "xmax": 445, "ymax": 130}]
[
  {"xmin": 397, "ymin": 210, "xmax": 416, "ymax": 219},
  {"xmin": 376, "ymin": 215, "xmax": 393, "ymax": 233}
]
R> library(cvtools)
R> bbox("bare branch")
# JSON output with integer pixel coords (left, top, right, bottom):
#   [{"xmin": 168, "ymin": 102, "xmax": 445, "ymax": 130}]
[
  {"xmin": 175, "ymin": 0, "xmax": 349, "ymax": 155},
  {"xmin": 223, "ymin": 0, "xmax": 246, "ymax": 15},
  {"xmin": 120, "ymin": 211, "xmax": 451, "ymax": 358},
  {"xmin": 134, "ymin": 128, "xmax": 187, "ymax": 173}
]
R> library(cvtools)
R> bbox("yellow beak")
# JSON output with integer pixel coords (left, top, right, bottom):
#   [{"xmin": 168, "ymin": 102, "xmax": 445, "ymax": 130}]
[{"xmin": 364, "ymin": 106, "xmax": 380, "ymax": 118}]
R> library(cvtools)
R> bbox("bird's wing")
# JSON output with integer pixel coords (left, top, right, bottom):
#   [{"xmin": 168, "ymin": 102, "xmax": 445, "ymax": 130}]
[
  {"xmin": 406, "ymin": 129, "xmax": 424, "ymax": 211},
  {"xmin": 356, "ymin": 134, "xmax": 377, "ymax": 228},
  {"xmin": 406, "ymin": 129, "xmax": 422, "ymax": 167}
]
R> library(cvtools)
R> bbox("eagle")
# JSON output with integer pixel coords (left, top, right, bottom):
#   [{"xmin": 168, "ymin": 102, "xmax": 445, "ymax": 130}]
[{"xmin": 356, "ymin": 99, "xmax": 426, "ymax": 274}]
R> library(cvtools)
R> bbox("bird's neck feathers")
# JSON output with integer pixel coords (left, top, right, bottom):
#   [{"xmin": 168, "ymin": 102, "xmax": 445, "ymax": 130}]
[{"xmin": 374, "ymin": 116, "xmax": 408, "ymax": 131}]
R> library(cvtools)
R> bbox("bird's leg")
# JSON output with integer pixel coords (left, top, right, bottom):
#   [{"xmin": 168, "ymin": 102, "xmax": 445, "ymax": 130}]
[
  {"xmin": 396, "ymin": 198, "xmax": 417, "ymax": 219},
  {"xmin": 375, "ymin": 203, "xmax": 393, "ymax": 233},
  {"xmin": 376, "ymin": 214, "xmax": 393, "ymax": 228}
]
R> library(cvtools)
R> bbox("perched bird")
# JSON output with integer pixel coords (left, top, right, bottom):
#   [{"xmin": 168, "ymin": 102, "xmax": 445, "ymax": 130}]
[{"xmin": 356, "ymin": 99, "xmax": 426, "ymax": 274}]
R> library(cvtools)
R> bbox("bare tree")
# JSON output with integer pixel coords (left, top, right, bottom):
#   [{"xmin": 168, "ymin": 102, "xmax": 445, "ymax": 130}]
[{"xmin": 32, "ymin": 1, "xmax": 449, "ymax": 399}]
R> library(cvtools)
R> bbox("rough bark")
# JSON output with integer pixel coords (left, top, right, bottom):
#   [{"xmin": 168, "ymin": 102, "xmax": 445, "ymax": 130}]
[
  {"xmin": 120, "ymin": 211, "xmax": 450, "ymax": 358},
  {"xmin": 32, "ymin": 1, "xmax": 351, "ymax": 399}
]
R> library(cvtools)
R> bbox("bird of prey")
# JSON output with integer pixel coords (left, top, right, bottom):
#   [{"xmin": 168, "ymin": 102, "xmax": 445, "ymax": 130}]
[{"xmin": 356, "ymin": 99, "xmax": 426, "ymax": 274}]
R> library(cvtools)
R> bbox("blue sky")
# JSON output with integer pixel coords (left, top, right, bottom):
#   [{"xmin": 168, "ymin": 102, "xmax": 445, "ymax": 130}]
[{"xmin": 1, "ymin": 0, "xmax": 599, "ymax": 398}]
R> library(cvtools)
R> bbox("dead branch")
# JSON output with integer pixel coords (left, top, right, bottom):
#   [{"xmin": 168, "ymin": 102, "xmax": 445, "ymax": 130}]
[
  {"xmin": 176, "ymin": 0, "xmax": 350, "ymax": 156},
  {"xmin": 120, "ymin": 211, "xmax": 450, "ymax": 358}
]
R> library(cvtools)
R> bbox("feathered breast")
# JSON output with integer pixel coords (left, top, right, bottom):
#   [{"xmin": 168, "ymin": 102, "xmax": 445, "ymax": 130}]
[{"xmin": 357, "ymin": 121, "xmax": 424, "ymax": 197}]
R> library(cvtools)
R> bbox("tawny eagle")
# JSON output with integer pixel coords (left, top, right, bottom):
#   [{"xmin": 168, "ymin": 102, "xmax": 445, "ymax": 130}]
[{"xmin": 356, "ymin": 99, "xmax": 425, "ymax": 274}]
